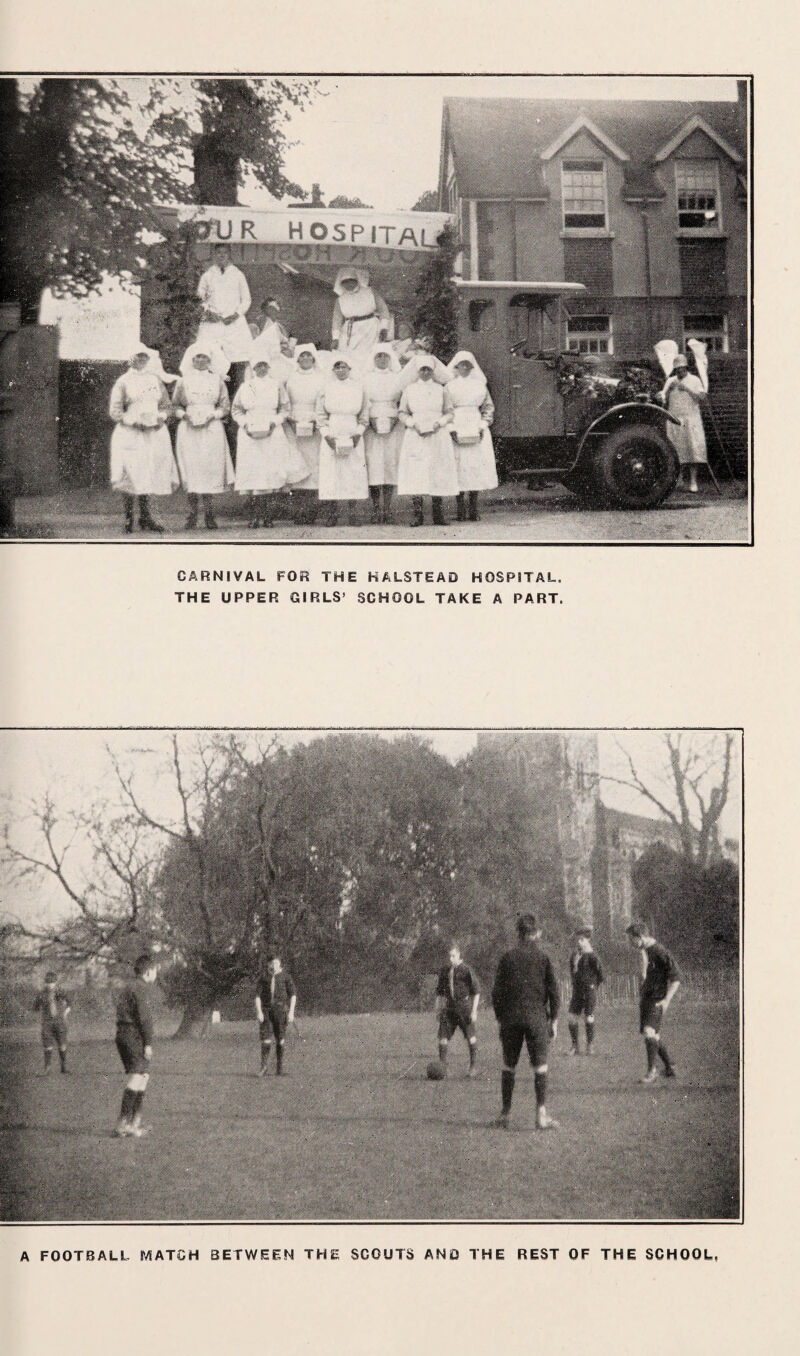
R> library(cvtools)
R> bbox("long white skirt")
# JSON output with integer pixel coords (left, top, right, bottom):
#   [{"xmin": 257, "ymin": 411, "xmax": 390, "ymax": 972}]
[
  {"xmin": 288, "ymin": 429, "xmax": 322, "ymax": 491},
  {"xmin": 110, "ymin": 424, "xmax": 179, "ymax": 497},
  {"xmin": 453, "ymin": 428, "xmax": 499, "ymax": 491},
  {"xmin": 235, "ymin": 426, "xmax": 308, "ymax": 493},
  {"xmin": 176, "ymin": 420, "xmax": 234, "ymax": 495},
  {"xmin": 396, "ymin": 428, "xmax": 459, "ymax": 498},
  {"xmin": 364, "ymin": 424, "xmax": 402, "ymax": 486},
  {"xmin": 318, "ymin": 436, "xmax": 369, "ymax": 501}
]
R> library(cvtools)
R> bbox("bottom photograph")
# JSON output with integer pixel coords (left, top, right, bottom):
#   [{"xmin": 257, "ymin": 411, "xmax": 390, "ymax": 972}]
[{"xmin": 0, "ymin": 728, "xmax": 741, "ymax": 1223}]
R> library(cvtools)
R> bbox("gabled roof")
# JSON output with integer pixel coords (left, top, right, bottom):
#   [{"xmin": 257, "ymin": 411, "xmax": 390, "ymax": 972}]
[
  {"xmin": 540, "ymin": 114, "xmax": 629, "ymax": 162},
  {"xmin": 441, "ymin": 97, "xmax": 746, "ymax": 201},
  {"xmin": 653, "ymin": 113, "xmax": 743, "ymax": 164}
]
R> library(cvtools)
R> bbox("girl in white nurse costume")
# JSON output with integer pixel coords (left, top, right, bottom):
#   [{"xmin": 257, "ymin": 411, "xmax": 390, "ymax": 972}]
[
  {"xmin": 286, "ymin": 343, "xmax": 327, "ymax": 525},
  {"xmin": 315, "ymin": 355, "xmax": 370, "ymax": 526},
  {"xmin": 232, "ymin": 349, "xmax": 304, "ymax": 528},
  {"xmin": 445, "ymin": 350, "xmax": 498, "ymax": 522},
  {"xmin": 396, "ymin": 354, "xmax": 457, "ymax": 526},
  {"xmin": 363, "ymin": 343, "xmax": 404, "ymax": 524},
  {"xmin": 172, "ymin": 343, "xmax": 234, "ymax": 530},
  {"xmin": 108, "ymin": 345, "xmax": 178, "ymax": 534},
  {"xmin": 331, "ymin": 268, "xmax": 391, "ymax": 370}
]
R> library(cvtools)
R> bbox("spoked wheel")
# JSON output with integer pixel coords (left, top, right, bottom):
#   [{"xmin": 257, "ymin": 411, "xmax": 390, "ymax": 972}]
[{"xmin": 592, "ymin": 424, "xmax": 679, "ymax": 509}]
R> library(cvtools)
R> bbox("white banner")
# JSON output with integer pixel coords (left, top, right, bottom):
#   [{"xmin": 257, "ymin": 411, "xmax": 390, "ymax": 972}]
[{"xmin": 171, "ymin": 204, "xmax": 453, "ymax": 252}]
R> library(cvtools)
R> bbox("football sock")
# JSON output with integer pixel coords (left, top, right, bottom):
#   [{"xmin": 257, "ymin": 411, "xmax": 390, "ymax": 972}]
[
  {"xmin": 132, "ymin": 1091, "xmax": 145, "ymax": 1117},
  {"xmin": 585, "ymin": 1022, "xmax": 595, "ymax": 1048},
  {"xmin": 568, "ymin": 1020, "xmax": 579, "ymax": 1050},
  {"xmin": 59, "ymin": 1049, "xmax": 67, "ymax": 1072},
  {"xmin": 657, "ymin": 1040, "xmax": 673, "ymax": 1073},
  {"xmin": 260, "ymin": 1041, "xmax": 271, "ymax": 1069},
  {"xmin": 645, "ymin": 1037, "xmax": 659, "ymax": 1072},
  {"xmin": 469, "ymin": 1041, "xmax": 477, "ymax": 1067},
  {"xmin": 501, "ymin": 1069, "xmax": 515, "ymax": 1113},
  {"xmin": 534, "ymin": 1072, "xmax": 548, "ymax": 1108},
  {"xmin": 119, "ymin": 1088, "xmax": 136, "ymax": 1122},
  {"xmin": 276, "ymin": 1041, "xmax": 283, "ymax": 1074},
  {"xmin": 438, "ymin": 1041, "xmax": 448, "ymax": 1065},
  {"xmin": 43, "ymin": 1048, "xmax": 52, "ymax": 1070}
]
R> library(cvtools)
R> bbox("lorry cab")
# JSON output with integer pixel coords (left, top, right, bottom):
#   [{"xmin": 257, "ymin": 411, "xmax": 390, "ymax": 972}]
[{"xmin": 454, "ymin": 279, "xmax": 680, "ymax": 509}]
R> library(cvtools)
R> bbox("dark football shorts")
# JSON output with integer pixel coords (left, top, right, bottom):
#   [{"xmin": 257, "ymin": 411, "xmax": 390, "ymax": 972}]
[
  {"xmin": 260, "ymin": 1010, "xmax": 288, "ymax": 1043},
  {"xmin": 499, "ymin": 1019, "xmax": 550, "ymax": 1069},
  {"xmin": 569, "ymin": 987, "xmax": 597, "ymax": 1018},
  {"xmin": 438, "ymin": 1007, "xmax": 475, "ymax": 1042},
  {"xmin": 115, "ymin": 1027, "xmax": 148, "ymax": 1074},
  {"xmin": 40, "ymin": 1018, "xmax": 67, "ymax": 1049},
  {"xmin": 639, "ymin": 997, "xmax": 664, "ymax": 1034}
]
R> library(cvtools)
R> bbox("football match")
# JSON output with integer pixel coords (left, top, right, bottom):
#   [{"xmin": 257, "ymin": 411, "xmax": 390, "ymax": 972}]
[{"xmin": 0, "ymin": 728, "xmax": 741, "ymax": 1222}]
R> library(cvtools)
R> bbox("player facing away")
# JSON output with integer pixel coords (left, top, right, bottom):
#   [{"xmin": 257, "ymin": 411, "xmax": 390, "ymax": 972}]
[
  {"xmin": 255, "ymin": 956, "xmax": 296, "ymax": 1076},
  {"xmin": 435, "ymin": 944, "xmax": 480, "ymax": 1076},
  {"xmin": 567, "ymin": 930, "xmax": 604, "ymax": 1055},
  {"xmin": 491, "ymin": 914, "xmax": 560, "ymax": 1130},
  {"xmin": 626, "ymin": 923, "xmax": 681, "ymax": 1083},
  {"xmin": 33, "ymin": 971, "xmax": 71, "ymax": 1073},
  {"xmin": 113, "ymin": 953, "xmax": 158, "ymax": 1138}
]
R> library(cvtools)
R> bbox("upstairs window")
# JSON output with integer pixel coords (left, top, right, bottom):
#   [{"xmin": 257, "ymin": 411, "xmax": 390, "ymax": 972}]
[
  {"xmin": 561, "ymin": 159, "xmax": 607, "ymax": 230},
  {"xmin": 567, "ymin": 314, "xmax": 613, "ymax": 355},
  {"xmin": 683, "ymin": 313, "xmax": 729, "ymax": 352},
  {"xmin": 676, "ymin": 160, "xmax": 721, "ymax": 230}
]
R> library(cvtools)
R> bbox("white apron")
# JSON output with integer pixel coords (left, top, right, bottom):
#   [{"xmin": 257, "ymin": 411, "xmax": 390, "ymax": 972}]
[
  {"xmin": 286, "ymin": 369, "xmax": 326, "ymax": 491},
  {"xmin": 397, "ymin": 381, "xmax": 458, "ymax": 498},
  {"xmin": 316, "ymin": 378, "xmax": 369, "ymax": 501},
  {"xmin": 666, "ymin": 376, "xmax": 708, "ymax": 464},
  {"xmin": 196, "ymin": 263, "xmax": 253, "ymax": 362},
  {"xmin": 446, "ymin": 374, "xmax": 499, "ymax": 491},
  {"xmin": 232, "ymin": 377, "xmax": 307, "ymax": 493},
  {"xmin": 333, "ymin": 287, "xmax": 385, "ymax": 369},
  {"xmin": 109, "ymin": 370, "xmax": 178, "ymax": 497},
  {"xmin": 174, "ymin": 370, "xmax": 234, "ymax": 494},
  {"xmin": 363, "ymin": 369, "xmax": 403, "ymax": 485}
]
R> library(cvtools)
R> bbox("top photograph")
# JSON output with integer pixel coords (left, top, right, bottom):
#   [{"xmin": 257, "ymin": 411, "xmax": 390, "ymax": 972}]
[{"xmin": 0, "ymin": 74, "xmax": 751, "ymax": 545}]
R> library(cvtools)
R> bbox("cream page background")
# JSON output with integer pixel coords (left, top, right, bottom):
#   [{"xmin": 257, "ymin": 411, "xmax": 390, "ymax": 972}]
[{"xmin": 1, "ymin": 3, "xmax": 797, "ymax": 1353}]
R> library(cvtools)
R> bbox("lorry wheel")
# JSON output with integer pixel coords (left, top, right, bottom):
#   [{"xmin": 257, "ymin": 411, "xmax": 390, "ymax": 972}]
[{"xmin": 592, "ymin": 425, "xmax": 679, "ymax": 509}]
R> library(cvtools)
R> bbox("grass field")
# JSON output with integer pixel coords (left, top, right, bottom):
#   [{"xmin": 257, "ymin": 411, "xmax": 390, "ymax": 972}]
[{"xmin": 0, "ymin": 1006, "xmax": 739, "ymax": 1222}]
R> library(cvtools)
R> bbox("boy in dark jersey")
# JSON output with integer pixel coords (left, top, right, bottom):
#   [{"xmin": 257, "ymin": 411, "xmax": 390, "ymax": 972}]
[
  {"xmin": 435, "ymin": 943, "xmax": 480, "ymax": 1076},
  {"xmin": 254, "ymin": 956, "xmax": 296, "ymax": 1076},
  {"xmin": 626, "ymin": 924, "xmax": 681, "ymax": 1082},
  {"xmin": 33, "ymin": 971, "xmax": 71, "ymax": 1073},
  {"xmin": 566, "ymin": 930, "xmax": 604, "ymax": 1055},
  {"xmin": 491, "ymin": 914, "xmax": 560, "ymax": 1129},
  {"xmin": 113, "ymin": 953, "xmax": 158, "ymax": 1138}
]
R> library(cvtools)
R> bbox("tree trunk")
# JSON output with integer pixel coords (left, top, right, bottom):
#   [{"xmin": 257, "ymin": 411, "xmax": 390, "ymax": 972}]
[{"xmin": 172, "ymin": 997, "xmax": 216, "ymax": 1039}]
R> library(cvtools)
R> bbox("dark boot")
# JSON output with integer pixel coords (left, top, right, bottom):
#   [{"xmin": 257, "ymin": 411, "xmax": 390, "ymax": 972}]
[
  {"xmin": 249, "ymin": 496, "xmax": 262, "ymax": 529},
  {"xmin": 346, "ymin": 500, "xmax": 361, "ymax": 527},
  {"xmin": 411, "ymin": 496, "xmax": 425, "ymax": 527},
  {"xmin": 382, "ymin": 485, "xmax": 395, "ymax": 524},
  {"xmin": 369, "ymin": 485, "xmax": 382, "ymax": 524},
  {"xmin": 468, "ymin": 490, "xmax": 480, "ymax": 522},
  {"xmin": 138, "ymin": 496, "xmax": 164, "ymax": 533},
  {"xmin": 456, "ymin": 492, "xmax": 467, "ymax": 522},
  {"xmin": 432, "ymin": 496, "xmax": 446, "ymax": 526},
  {"xmin": 184, "ymin": 493, "xmax": 199, "ymax": 530},
  {"xmin": 260, "ymin": 494, "xmax": 274, "ymax": 529},
  {"xmin": 322, "ymin": 501, "xmax": 340, "ymax": 526},
  {"xmin": 123, "ymin": 494, "xmax": 135, "ymax": 534},
  {"xmin": 203, "ymin": 495, "xmax": 218, "ymax": 530}
]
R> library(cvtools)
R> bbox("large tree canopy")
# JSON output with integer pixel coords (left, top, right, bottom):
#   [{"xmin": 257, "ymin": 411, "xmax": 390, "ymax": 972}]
[{"xmin": 0, "ymin": 76, "xmax": 317, "ymax": 321}]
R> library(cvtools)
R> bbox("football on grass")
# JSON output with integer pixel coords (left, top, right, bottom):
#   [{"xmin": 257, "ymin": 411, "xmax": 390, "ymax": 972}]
[{"xmin": 426, "ymin": 1061, "xmax": 446, "ymax": 1081}]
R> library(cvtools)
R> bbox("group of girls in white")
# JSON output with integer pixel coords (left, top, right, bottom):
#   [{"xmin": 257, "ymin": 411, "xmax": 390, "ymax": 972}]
[{"xmin": 108, "ymin": 337, "xmax": 498, "ymax": 533}]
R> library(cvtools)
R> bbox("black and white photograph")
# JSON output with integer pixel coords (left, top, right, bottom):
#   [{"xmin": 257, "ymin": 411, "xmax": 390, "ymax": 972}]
[
  {"xmin": 0, "ymin": 728, "xmax": 741, "ymax": 1221},
  {"xmin": 0, "ymin": 75, "xmax": 751, "ymax": 544}
]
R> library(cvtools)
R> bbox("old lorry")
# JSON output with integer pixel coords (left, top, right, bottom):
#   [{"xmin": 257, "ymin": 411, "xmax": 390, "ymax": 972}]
[{"xmin": 453, "ymin": 280, "xmax": 680, "ymax": 509}]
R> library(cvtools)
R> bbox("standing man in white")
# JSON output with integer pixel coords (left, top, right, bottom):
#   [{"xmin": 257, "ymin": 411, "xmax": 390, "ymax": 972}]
[{"xmin": 196, "ymin": 243, "xmax": 253, "ymax": 394}]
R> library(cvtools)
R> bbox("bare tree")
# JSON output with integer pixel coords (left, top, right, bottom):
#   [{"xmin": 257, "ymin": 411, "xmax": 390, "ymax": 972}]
[{"xmin": 606, "ymin": 732, "xmax": 736, "ymax": 870}]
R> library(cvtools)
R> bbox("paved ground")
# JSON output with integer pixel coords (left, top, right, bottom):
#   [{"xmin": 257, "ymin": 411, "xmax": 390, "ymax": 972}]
[
  {"xmin": 1, "ymin": 1007, "xmax": 739, "ymax": 1221},
  {"xmin": 11, "ymin": 480, "xmax": 750, "ymax": 544}
]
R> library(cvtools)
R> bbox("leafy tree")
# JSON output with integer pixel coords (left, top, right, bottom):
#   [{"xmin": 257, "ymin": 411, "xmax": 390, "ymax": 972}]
[
  {"xmin": 0, "ymin": 77, "xmax": 316, "ymax": 322},
  {"xmin": 327, "ymin": 195, "xmax": 373, "ymax": 210},
  {"xmin": 412, "ymin": 221, "xmax": 460, "ymax": 361},
  {"xmin": 410, "ymin": 189, "xmax": 439, "ymax": 212},
  {"xmin": 632, "ymin": 841, "xmax": 739, "ymax": 964}
]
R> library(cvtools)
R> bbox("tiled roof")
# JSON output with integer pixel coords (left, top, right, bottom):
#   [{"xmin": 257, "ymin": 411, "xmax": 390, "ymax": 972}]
[{"xmin": 442, "ymin": 97, "xmax": 746, "ymax": 200}]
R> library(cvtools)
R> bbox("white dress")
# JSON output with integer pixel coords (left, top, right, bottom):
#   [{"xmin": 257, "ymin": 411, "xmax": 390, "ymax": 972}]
[
  {"xmin": 108, "ymin": 370, "xmax": 178, "ymax": 496},
  {"xmin": 332, "ymin": 287, "xmax": 391, "ymax": 369},
  {"xmin": 286, "ymin": 369, "xmax": 326, "ymax": 491},
  {"xmin": 396, "ymin": 381, "xmax": 458, "ymax": 497},
  {"xmin": 665, "ymin": 375, "xmax": 708, "ymax": 465},
  {"xmin": 363, "ymin": 369, "xmax": 404, "ymax": 486},
  {"xmin": 315, "ymin": 378, "xmax": 370, "ymax": 501},
  {"xmin": 196, "ymin": 264, "xmax": 253, "ymax": 363},
  {"xmin": 232, "ymin": 376, "xmax": 307, "ymax": 493},
  {"xmin": 173, "ymin": 370, "xmax": 234, "ymax": 494},
  {"xmin": 446, "ymin": 374, "xmax": 499, "ymax": 492}
]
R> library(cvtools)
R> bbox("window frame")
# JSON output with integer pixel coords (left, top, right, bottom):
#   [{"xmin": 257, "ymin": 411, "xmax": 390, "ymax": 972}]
[
  {"xmin": 683, "ymin": 312, "xmax": 729, "ymax": 353},
  {"xmin": 675, "ymin": 158, "xmax": 723, "ymax": 234},
  {"xmin": 560, "ymin": 157, "xmax": 609, "ymax": 234},
  {"xmin": 566, "ymin": 313, "xmax": 614, "ymax": 356}
]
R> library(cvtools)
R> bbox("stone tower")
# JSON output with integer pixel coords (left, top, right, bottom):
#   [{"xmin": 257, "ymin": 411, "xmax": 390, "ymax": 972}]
[{"xmin": 476, "ymin": 732, "xmax": 605, "ymax": 932}]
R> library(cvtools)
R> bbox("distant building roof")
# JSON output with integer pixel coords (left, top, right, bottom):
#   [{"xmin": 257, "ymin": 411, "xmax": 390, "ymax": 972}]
[
  {"xmin": 441, "ymin": 97, "xmax": 746, "ymax": 202},
  {"xmin": 601, "ymin": 805, "xmax": 681, "ymax": 841}
]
